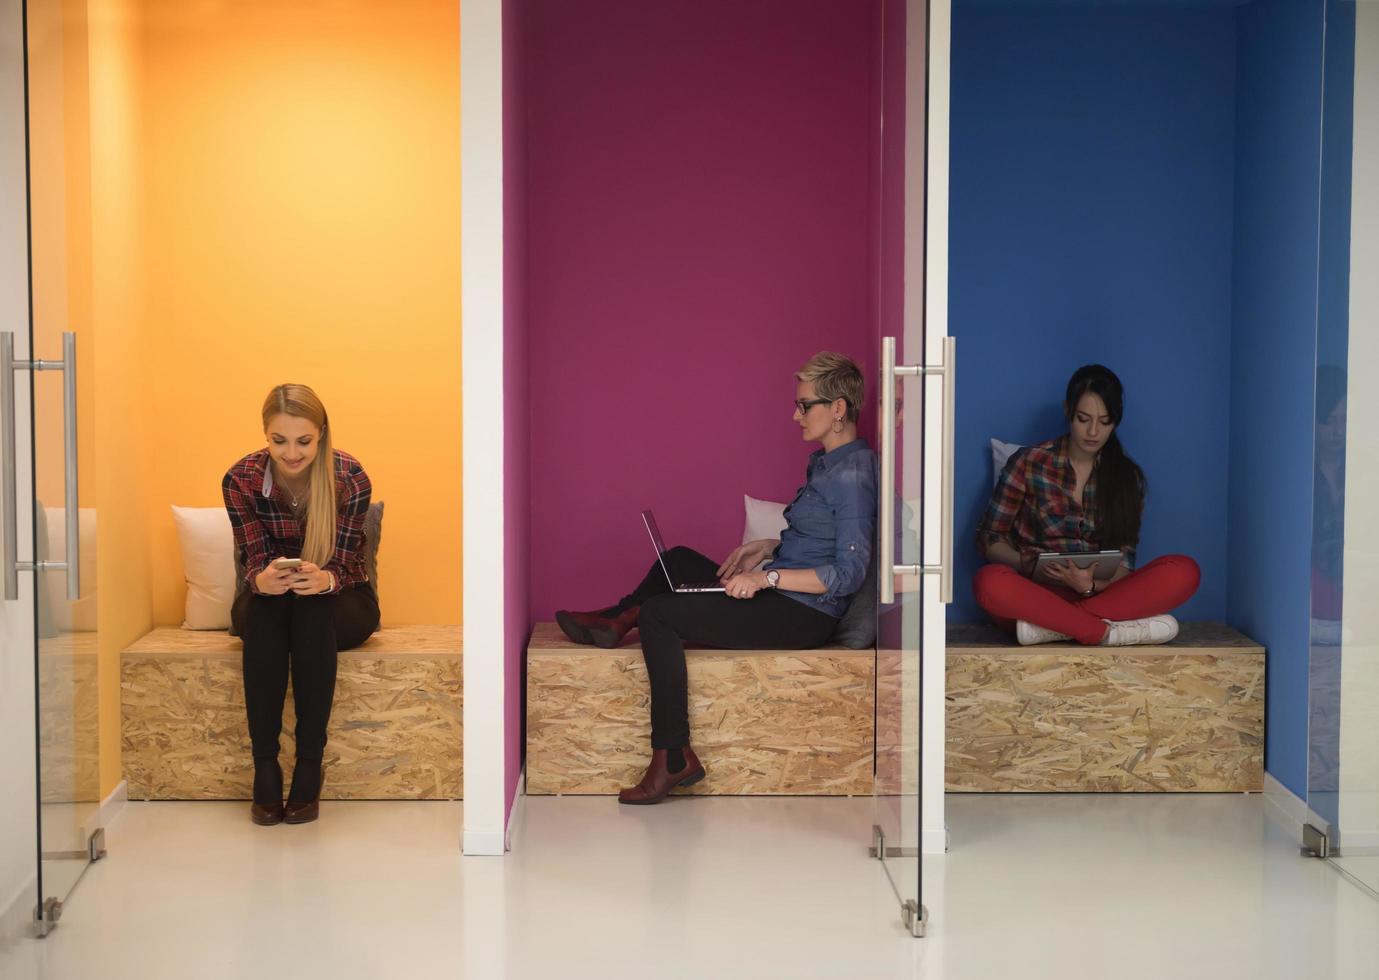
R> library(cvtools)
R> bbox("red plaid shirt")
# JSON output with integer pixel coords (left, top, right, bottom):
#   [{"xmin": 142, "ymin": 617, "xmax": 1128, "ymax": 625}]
[
  {"xmin": 222, "ymin": 449, "xmax": 373, "ymax": 594},
  {"xmin": 977, "ymin": 435, "xmax": 1137, "ymax": 568}
]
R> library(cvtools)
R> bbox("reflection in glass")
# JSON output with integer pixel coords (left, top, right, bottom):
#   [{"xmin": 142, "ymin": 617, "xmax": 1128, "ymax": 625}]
[
  {"xmin": 1310, "ymin": 0, "xmax": 1379, "ymax": 898},
  {"xmin": 26, "ymin": 0, "xmax": 102, "ymax": 920}
]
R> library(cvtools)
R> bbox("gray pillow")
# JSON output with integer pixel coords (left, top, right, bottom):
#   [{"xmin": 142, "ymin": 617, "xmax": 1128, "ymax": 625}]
[
  {"xmin": 830, "ymin": 551, "xmax": 877, "ymax": 649},
  {"xmin": 229, "ymin": 500, "xmax": 384, "ymax": 635}
]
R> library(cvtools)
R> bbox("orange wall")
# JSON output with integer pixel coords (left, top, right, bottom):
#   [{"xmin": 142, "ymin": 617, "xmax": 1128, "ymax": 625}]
[
  {"xmin": 28, "ymin": 0, "xmax": 461, "ymax": 798},
  {"xmin": 140, "ymin": 0, "xmax": 462, "ymax": 627},
  {"xmin": 29, "ymin": 0, "xmax": 151, "ymax": 799}
]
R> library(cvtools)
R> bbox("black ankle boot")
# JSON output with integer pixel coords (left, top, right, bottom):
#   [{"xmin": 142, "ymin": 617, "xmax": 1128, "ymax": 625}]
[{"xmin": 250, "ymin": 758, "xmax": 284, "ymax": 826}]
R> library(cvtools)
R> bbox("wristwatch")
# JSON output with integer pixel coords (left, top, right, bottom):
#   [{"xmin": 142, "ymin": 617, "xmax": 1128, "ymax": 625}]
[{"xmin": 765, "ymin": 569, "xmax": 781, "ymax": 589}]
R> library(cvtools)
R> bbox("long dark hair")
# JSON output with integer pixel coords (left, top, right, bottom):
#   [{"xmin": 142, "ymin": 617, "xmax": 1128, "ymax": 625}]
[{"xmin": 1065, "ymin": 365, "xmax": 1146, "ymax": 551}]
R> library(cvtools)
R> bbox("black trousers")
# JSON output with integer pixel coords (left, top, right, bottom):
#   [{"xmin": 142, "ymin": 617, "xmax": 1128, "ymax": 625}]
[
  {"xmin": 232, "ymin": 585, "xmax": 380, "ymax": 761},
  {"xmin": 619, "ymin": 547, "xmax": 839, "ymax": 749}
]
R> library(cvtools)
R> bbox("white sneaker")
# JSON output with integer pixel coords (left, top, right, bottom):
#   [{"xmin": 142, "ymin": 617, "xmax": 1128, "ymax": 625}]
[
  {"xmin": 1100, "ymin": 614, "xmax": 1179, "ymax": 647},
  {"xmin": 1015, "ymin": 620, "xmax": 1072, "ymax": 645}
]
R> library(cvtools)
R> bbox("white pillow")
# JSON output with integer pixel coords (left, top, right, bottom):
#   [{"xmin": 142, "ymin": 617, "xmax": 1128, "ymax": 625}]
[
  {"xmin": 990, "ymin": 438, "xmax": 1023, "ymax": 486},
  {"xmin": 171, "ymin": 506, "xmax": 236, "ymax": 630},
  {"xmin": 742, "ymin": 494, "xmax": 789, "ymax": 546}
]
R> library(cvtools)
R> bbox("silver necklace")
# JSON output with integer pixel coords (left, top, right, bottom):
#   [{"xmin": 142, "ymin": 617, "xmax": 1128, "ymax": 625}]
[{"xmin": 276, "ymin": 467, "xmax": 308, "ymax": 509}]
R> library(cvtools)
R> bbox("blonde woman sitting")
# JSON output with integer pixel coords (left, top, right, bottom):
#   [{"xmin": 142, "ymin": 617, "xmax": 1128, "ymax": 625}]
[{"xmin": 222, "ymin": 384, "xmax": 379, "ymax": 827}]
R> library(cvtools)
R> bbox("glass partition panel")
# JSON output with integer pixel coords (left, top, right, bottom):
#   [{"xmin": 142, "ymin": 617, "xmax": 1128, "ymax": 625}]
[
  {"xmin": 1310, "ymin": 0, "xmax": 1379, "ymax": 899},
  {"xmin": 26, "ymin": 0, "xmax": 102, "ymax": 926},
  {"xmin": 872, "ymin": 0, "xmax": 930, "ymax": 938}
]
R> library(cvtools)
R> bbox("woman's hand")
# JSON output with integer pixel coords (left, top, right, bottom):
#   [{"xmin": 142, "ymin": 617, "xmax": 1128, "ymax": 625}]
[
  {"xmin": 254, "ymin": 560, "xmax": 298, "ymax": 595},
  {"xmin": 723, "ymin": 570, "xmax": 769, "ymax": 600},
  {"xmin": 717, "ymin": 539, "xmax": 777, "ymax": 582},
  {"xmin": 288, "ymin": 560, "xmax": 332, "ymax": 596},
  {"xmin": 1043, "ymin": 560, "xmax": 1095, "ymax": 595}
]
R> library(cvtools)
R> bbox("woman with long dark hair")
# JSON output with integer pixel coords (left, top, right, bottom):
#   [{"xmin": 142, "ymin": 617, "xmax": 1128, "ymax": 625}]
[
  {"xmin": 972, "ymin": 365, "xmax": 1198, "ymax": 645},
  {"xmin": 223, "ymin": 384, "xmax": 380, "ymax": 825}
]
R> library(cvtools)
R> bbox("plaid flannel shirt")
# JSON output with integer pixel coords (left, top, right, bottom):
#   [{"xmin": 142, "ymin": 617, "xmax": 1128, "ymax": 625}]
[
  {"xmin": 222, "ymin": 448, "xmax": 372, "ymax": 594},
  {"xmin": 977, "ymin": 435, "xmax": 1136, "ymax": 568}
]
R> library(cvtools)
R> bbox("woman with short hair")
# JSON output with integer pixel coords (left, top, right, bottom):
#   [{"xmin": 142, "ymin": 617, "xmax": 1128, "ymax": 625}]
[
  {"xmin": 223, "ymin": 383, "xmax": 379, "ymax": 826},
  {"xmin": 556, "ymin": 351, "xmax": 878, "ymax": 804},
  {"xmin": 973, "ymin": 364, "xmax": 1199, "ymax": 646}
]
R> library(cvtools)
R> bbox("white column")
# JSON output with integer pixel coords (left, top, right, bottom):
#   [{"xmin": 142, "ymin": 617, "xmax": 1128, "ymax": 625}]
[
  {"xmin": 0, "ymin": 0, "xmax": 39, "ymax": 935},
  {"xmin": 912, "ymin": 0, "xmax": 951, "ymax": 855},
  {"xmin": 460, "ymin": 0, "xmax": 508, "ymax": 856},
  {"xmin": 1338, "ymin": 0, "xmax": 1379, "ymax": 852}
]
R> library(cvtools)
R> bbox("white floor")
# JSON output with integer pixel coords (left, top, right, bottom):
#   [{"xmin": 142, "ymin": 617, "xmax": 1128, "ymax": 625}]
[{"xmin": 0, "ymin": 794, "xmax": 1376, "ymax": 980}]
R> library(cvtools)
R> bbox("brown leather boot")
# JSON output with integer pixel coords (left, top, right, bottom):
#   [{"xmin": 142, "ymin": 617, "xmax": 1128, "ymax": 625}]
[
  {"xmin": 250, "ymin": 800, "xmax": 285, "ymax": 826},
  {"xmin": 555, "ymin": 608, "xmax": 612, "ymax": 645},
  {"xmin": 587, "ymin": 605, "xmax": 640, "ymax": 649},
  {"xmin": 284, "ymin": 762, "xmax": 324, "ymax": 825},
  {"xmin": 250, "ymin": 758, "xmax": 284, "ymax": 826},
  {"xmin": 618, "ymin": 747, "xmax": 705, "ymax": 805}
]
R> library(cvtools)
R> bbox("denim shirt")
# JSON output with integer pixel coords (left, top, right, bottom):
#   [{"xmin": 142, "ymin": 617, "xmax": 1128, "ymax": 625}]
[{"xmin": 765, "ymin": 439, "xmax": 879, "ymax": 618}]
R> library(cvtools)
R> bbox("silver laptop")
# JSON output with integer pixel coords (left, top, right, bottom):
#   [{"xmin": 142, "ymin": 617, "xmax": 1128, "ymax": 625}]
[{"xmin": 641, "ymin": 510, "xmax": 726, "ymax": 593}]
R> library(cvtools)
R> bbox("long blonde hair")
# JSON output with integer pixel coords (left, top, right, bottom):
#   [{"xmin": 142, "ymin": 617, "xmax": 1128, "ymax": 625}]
[{"xmin": 261, "ymin": 384, "xmax": 337, "ymax": 567}]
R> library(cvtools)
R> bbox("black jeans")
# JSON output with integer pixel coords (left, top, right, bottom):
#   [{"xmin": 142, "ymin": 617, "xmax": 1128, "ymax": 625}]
[
  {"xmin": 232, "ymin": 585, "xmax": 380, "ymax": 761},
  {"xmin": 619, "ymin": 547, "xmax": 839, "ymax": 749}
]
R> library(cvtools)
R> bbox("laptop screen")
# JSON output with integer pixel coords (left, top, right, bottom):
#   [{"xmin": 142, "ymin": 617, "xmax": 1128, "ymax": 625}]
[{"xmin": 640, "ymin": 510, "xmax": 677, "ymax": 589}]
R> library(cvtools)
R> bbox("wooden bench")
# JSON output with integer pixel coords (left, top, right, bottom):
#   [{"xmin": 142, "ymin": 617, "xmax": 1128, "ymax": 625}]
[
  {"xmin": 945, "ymin": 622, "xmax": 1264, "ymax": 793},
  {"xmin": 526, "ymin": 623, "xmax": 874, "ymax": 795},
  {"xmin": 121, "ymin": 625, "xmax": 462, "ymax": 800}
]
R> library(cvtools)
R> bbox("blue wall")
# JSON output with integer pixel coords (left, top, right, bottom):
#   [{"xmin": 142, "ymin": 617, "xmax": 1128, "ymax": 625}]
[
  {"xmin": 1229, "ymin": 0, "xmax": 1325, "ymax": 800},
  {"xmin": 948, "ymin": 5, "xmax": 1238, "ymax": 624},
  {"xmin": 949, "ymin": 0, "xmax": 1330, "ymax": 799}
]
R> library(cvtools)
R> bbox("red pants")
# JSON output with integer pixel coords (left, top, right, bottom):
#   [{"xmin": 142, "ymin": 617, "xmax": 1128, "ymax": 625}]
[{"xmin": 972, "ymin": 555, "xmax": 1201, "ymax": 645}]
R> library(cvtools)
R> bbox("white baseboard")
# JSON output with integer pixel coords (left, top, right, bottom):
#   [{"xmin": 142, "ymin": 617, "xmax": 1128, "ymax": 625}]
[
  {"xmin": 82, "ymin": 780, "xmax": 127, "ymax": 843},
  {"xmin": 1263, "ymin": 771, "xmax": 1331, "ymax": 842},
  {"xmin": 504, "ymin": 766, "xmax": 526, "ymax": 852}
]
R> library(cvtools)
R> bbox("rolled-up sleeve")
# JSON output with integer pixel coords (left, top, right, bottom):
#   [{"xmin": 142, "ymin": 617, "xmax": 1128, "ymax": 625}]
[
  {"xmin": 223, "ymin": 469, "xmax": 270, "ymax": 593},
  {"xmin": 815, "ymin": 458, "xmax": 878, "ymax": 602}
]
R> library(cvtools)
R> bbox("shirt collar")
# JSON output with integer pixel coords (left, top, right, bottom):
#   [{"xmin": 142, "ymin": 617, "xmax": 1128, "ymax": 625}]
[
  {"xmin": 1054, "ymin": 434, "xmax": 1100, "ymax": 497},
  {"xmin": 257, "ymin": 451, "xmax": 275, "ymax": 498},
  {"xmin": 1053, "ymin": 434, "xmax": 1071, "ymax": 471},
  {"xmin": 810, "ymin": 438, "xmax": 869, "ymax": 472}
]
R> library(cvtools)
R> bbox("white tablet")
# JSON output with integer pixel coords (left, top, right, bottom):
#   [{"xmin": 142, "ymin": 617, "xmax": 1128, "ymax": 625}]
[{"xmin": 1034, "ymin": 550, "xmax": 1123, "ymax": 581}]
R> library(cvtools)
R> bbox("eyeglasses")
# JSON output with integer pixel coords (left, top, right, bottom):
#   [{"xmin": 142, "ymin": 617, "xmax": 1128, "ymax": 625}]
[{"xmin": 794, "ymin": 398, "xmax": 833, "ymax": 415}]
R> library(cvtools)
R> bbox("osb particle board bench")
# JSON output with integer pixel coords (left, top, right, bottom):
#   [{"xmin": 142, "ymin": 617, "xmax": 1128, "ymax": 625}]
[
  {"xmin": 525, "ymin": 622, "xmax": 874, "ymax": 796},
  {"xmin": 945, "ymin": 622, "xmax": 1264, "ymax": 793},
  {"xmin": 121, "ymin": 625, "xmax": 462, "ymax": 801}
]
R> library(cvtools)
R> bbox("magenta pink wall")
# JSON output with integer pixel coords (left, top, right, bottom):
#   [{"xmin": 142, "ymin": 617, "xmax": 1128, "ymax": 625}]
[
  {"xmin": 875, "ymin": 0, "xmax": 909, "ymax": 654},
  {"xmin": 502, "ymin": 0, "xmax": 530, "ymax": 817},
  {"xmin": 879, "ymin": 0, "xmax": 908, "ymax": 350},
  {"xmin": 525, "ymin": 0, "xmax": 882, "ymax": 620}
]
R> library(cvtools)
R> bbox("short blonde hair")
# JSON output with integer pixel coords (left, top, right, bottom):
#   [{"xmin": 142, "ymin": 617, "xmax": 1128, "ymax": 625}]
[{"xmin": 795, "ymin": 351, "xmax": 864, "ymax": 423}]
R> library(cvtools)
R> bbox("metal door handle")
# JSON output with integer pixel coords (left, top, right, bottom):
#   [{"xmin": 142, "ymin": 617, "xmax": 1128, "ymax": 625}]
[
  {"xmin": 2, "ymin": 333, "xmax": 18, "ymax": 600},
  {"xmin": 878, "ymin": 335, "xmax": 955, "ymax": 604},
  {"xmin": 3, "ymin": 331, "xmax": 80, "ymax": 601},
  {"xmin": 59, "ymin": 332, "xmax": 79, "ymax": 600}
]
